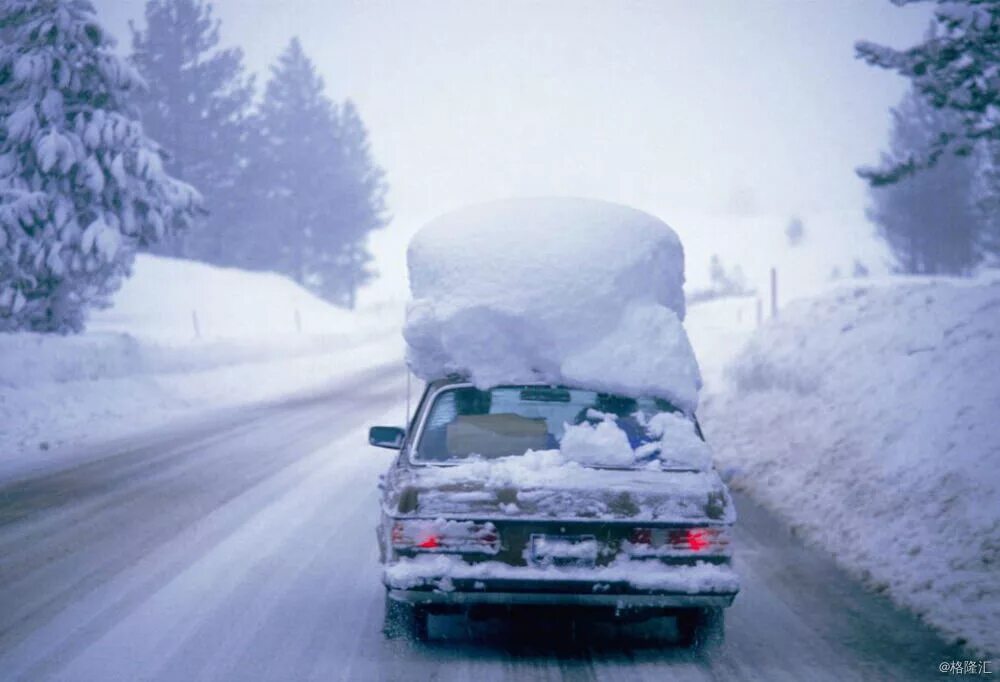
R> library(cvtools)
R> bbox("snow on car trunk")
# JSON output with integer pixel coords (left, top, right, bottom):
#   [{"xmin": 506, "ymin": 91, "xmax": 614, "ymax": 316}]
[
  {"xmin": 403, "ymin": 198, "xmax": 702, "ymax": 413},
  {"xmin": 389, "ymin": 450, "xmax": 734, "ymax": 523}
]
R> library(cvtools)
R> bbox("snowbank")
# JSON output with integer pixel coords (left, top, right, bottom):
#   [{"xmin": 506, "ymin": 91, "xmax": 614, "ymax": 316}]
[
  {"xmin": 404, "ymin": 198, "xmax": 702, "ymax": 410},
  {"xmin": 0, "ymin": 255, "xmax": 403, "ymax": 475},
  {"xmin": 703, "ymin": 273, "xmax": 1000, "ymax": 655},
  {"xmin": 87, "ymin": 255, "xmax": 366, "ymax": 341}
]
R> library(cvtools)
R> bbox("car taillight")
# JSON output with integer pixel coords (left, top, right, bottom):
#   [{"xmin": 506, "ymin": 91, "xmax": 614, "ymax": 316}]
[
  {"xmin": 626, "ymin": 527, "xmax": 731, "ymax": 555},
  {"xmin": 391, "ymin": 519, "xmax": 500, "ymax": 555}
]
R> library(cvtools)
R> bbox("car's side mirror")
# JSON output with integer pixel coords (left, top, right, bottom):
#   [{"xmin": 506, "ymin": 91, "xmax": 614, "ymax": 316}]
[{"xmin": 369, "ymin": 425, "xmax": 406, "ymax": 450}]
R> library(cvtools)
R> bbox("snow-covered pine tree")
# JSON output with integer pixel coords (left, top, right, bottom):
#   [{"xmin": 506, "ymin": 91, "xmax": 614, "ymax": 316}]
[
  {"xmin": 130, "ymin": 0, "xmax": 253, "ymax": 262},
  {"xmin": 320, "ymin": 100, "xmax": 388, "ymax": 307},
  {"xmin": 866, "ymin": 89, "xmax": 981, "ymax": 274},
  {"xmin": 250, "ymin": 38, "xmax": 334, "ymax": 283},
  {"xmin": 0, "ymin": 0, "xmax": 199, "ymax": 333},
  {"xmin": 856, "ymin": 2, "xmax": 1000, "ymax": 185},
  {"xmin": 248, "ymin": 38, "xmax": 387, "ymax": 307}
]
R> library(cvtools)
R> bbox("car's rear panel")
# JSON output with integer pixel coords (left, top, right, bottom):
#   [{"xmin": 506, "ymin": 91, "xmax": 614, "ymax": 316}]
[{"xmin": 382, "ymin": 514, "xmax": 739, "ymax": 609}]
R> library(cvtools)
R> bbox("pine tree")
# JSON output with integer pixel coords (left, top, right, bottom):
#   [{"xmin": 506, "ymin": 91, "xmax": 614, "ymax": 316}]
[
  {"xmin": 319, "ymin": 100, "xmax": 388, "ymax": 306},
  {"xmin": 0, "ymin": 0, "xmax": 199, "ymax": 333},
  {"xmin": 785, "ymin": 216, "xmax": 805, "ymax": 247},
  {"xmin": 129, "ymin": 0, "xmax": 253, "ymax": 262},
  {"xmin": 867, "ymin": 89, "xmax": 981, "ymax": 274},
  {"xmin": 856, "ymin": 2, "xmax": 1000, "ymax": 185},
  {"xmin": 248, "ymin": 38, "xmax": 388, "ymax": 307},
  {"xmin": 971, "ymin": 139, "xmax": 1000, "ymax": 264}
]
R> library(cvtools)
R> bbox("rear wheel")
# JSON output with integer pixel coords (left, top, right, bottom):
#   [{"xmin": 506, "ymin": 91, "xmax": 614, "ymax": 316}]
[
  {"xmin": 383, "ymin": 594, "xmax": 429, "ymax": 641},
  {"xmin": 676, "ymin": 607, "xmax": 725, "ymax": 649}
]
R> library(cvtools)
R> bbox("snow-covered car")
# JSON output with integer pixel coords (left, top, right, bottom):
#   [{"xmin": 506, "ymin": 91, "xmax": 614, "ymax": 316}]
[
  {"xmin": 374, "ymin": 197, "xmax": 739, "ymax": 643},
  {"xmin": 370, "ymin": 378, "xmax": 739, "ymax": 643}
]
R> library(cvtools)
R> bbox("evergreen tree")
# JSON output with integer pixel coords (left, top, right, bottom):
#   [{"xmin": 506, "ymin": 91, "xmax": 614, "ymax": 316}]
[
  {"xmin": 867, "ymin": 89, "xmax": 981, "ymax": 274},
  {"xmin": 129, "ymin": 0, "xmax": 253, "ymax": 261},
  {"xmin": 785, "ymin": 216, "xmax": 805, "ymax": 247},
  {"xmin": 856, "ymin": 2, "xmax": 1000, "ymax": 186},
  {"xmin": 249, "ymin": 38, "xmax": 388, "ymax": 307},
  {"xmin": 971, "ymin": 139, "xmax": 1000, "ymax": 264},
  {"xmin": 320, "ymin": 100, "xmax": 388, "ymax": 306},
  {"xmin": 708, "ymin": 254, "xmax": 749, "ymax": 296},
  {"xmin": 0, "ymin": 0, "xmax": 199, "ymax": 333}
]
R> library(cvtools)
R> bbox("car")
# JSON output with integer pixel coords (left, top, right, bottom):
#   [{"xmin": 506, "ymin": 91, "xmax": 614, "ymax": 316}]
[{"xmin": 370, "ymin": 377, "xmax": 739, "ymax": 644}]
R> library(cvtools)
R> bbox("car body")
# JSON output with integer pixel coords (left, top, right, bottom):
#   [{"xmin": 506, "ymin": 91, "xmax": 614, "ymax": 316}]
[{"xmin": 370, "ymin": 378, "xmax": 739, "ymax": 643}]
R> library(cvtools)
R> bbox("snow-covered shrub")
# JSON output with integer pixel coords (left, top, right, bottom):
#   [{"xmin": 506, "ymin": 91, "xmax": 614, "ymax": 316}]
[{"xmin": 0, "ymin": 0, "xmax": 200, "ymax": 333}]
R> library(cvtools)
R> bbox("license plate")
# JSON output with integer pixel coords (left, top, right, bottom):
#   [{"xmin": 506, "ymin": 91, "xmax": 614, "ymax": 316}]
[{"xmin": 529, "ymin": 534, "xmax": 598, "ymax": 567}]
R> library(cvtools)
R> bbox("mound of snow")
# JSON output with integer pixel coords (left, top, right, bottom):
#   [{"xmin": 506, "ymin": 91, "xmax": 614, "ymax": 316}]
[
  {"xmin": 88, "ymin": 254, "xmax": 361, "ymax": 341},
  {"xmin": 0, "ymin": 255, "xmax": 403, "ymax": 474},
  {"xmin": 404, "ymin": 198, "xmax": 702, "ymax": 411},
  {"xmin": 559, "ymin": 419, "xmax": 635, "ymax": 467},
  {"xmin": 704, "ymin": 273, "xmax": 1000, "ymax": 655}
]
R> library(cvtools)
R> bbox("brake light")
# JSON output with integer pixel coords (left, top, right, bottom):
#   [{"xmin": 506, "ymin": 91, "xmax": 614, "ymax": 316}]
[
  {"xmin": 416, "ymin": 535, "xmax": 440, "ymax": 549},
  {"xmin": 627, "ymin": 527, "xmax": 730, "ymax": 555},
  {"xmin": 391, "ymin": 519, "xmax": 500, "ymax": 554},
  {"xmin": 685, "ymin": 529, "xmax": 709, "ymax": 552}
]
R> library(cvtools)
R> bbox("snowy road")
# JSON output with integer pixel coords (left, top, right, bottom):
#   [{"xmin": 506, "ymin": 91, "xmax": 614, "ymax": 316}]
[{"xmin": 0, "ymin": 361, "xmax": 963, "ymax": 681}]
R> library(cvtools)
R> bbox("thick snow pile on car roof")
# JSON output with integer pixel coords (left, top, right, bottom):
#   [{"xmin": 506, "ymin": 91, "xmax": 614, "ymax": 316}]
[{"xmin": 404, "ymin": 198, "xmax": 702, "ymax": 411}]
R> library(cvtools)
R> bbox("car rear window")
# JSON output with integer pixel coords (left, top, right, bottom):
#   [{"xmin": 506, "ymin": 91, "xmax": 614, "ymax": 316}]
[{"xmin": 413, "ymin": 385, "xmax": 683, "ymax": 465}]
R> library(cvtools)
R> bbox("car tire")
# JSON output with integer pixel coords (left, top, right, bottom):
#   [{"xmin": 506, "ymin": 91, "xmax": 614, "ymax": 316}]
[
  {"xmin": 676, "ymin": 607, "xmax": 725, "ymax": 649},
  {"xmin": 383, "ymin": 594, "xmax": 429, "ymax": 641}
]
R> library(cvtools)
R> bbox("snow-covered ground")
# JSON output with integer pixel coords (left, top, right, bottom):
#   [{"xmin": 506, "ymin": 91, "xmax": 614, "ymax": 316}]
[
  {"xmin": 2, "ymin": 237, "xmax": 995, "ymax": 658},
  {"xmin": 0, "ymin": 255, "xmax": 404, "ymax": 478},
  {"xmin": 693, "ymin": 274, "xmax": 1000, "ymax": 656}
]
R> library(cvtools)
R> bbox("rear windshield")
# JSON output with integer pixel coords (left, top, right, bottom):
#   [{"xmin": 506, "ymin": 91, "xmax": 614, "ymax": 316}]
[{"xmin": 413, "ymin": 385, "xmax": 697, "ymax": 468}]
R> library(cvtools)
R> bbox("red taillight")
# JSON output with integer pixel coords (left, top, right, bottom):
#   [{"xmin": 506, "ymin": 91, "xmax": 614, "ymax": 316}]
[
  {"xmin": 391, "ymin": 520, "xmax": 500, "ymax": 554},
  {"xmin": 626, "ymin": 527, "xmax": 730, "ymax": 555},
  {"xmin": 685, "ymin": 529, "xmax": 709, "ymax": 552},
  {"xmin": 416, "ymin": 535, "xmax": 440, "ymax": 549}
]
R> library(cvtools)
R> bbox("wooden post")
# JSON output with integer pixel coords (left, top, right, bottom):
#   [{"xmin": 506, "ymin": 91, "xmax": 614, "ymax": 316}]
[
  {"xmin": 770, "ymin": 267, "xmax": 778, "ymax": 319},
  {"xmin": 192, "ymin": 310, "xmax": 201, "ymax": 339},
  {"xmin": 294, "ymin": 308, "xmax": 302, "ymax": 333}
]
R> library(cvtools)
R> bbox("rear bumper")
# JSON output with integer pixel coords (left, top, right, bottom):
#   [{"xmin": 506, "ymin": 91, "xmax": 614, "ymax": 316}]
[
  {"xmin": 388, "ymin": 586, "xmax": 736, "ymax": 609},
  {"xmin": 383, "ymin": 557, "xmax": 739, "ymax": 610}
]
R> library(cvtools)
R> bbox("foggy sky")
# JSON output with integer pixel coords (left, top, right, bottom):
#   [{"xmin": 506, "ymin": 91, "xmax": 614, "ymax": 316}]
[{"xmin": 94, "ymin": 0, "xmax": 931, "ymax": 302}]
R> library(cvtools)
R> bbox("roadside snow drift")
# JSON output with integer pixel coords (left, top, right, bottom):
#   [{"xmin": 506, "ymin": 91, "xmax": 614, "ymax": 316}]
[
  {"xmin": 87, "ymin": 254, "xmax": 365, "ymax": 341},
  {"xmin": 404, "ymin": 198, "xmax": 702, "ymax": 411},
  {"xmin": 705, "ymin": 274, "xmax": 1000, "ymax": 655},
  {"xmin": 0, "ymin": 255, "xmax": 402, "ymax": 472}
]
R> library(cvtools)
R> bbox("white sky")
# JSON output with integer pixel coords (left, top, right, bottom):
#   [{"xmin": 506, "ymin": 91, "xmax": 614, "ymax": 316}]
[{"xmin": 94, "ymin": 0, "xmax": 931, "ymax": 303}]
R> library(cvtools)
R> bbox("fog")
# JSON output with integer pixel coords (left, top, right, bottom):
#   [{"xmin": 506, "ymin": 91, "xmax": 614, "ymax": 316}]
[
  {"xmin": 3, "ymin": 1, "xmax": 997, "ymax": 673},
  {"xmin": 96, "ymin": 0, "xmax": 930, "ymax": 301}
]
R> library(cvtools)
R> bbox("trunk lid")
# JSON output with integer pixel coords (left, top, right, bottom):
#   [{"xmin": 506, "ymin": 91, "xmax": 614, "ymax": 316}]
[{"xmin": 388, "ymin": 458, "xmax": 735, "ymax": 524}]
